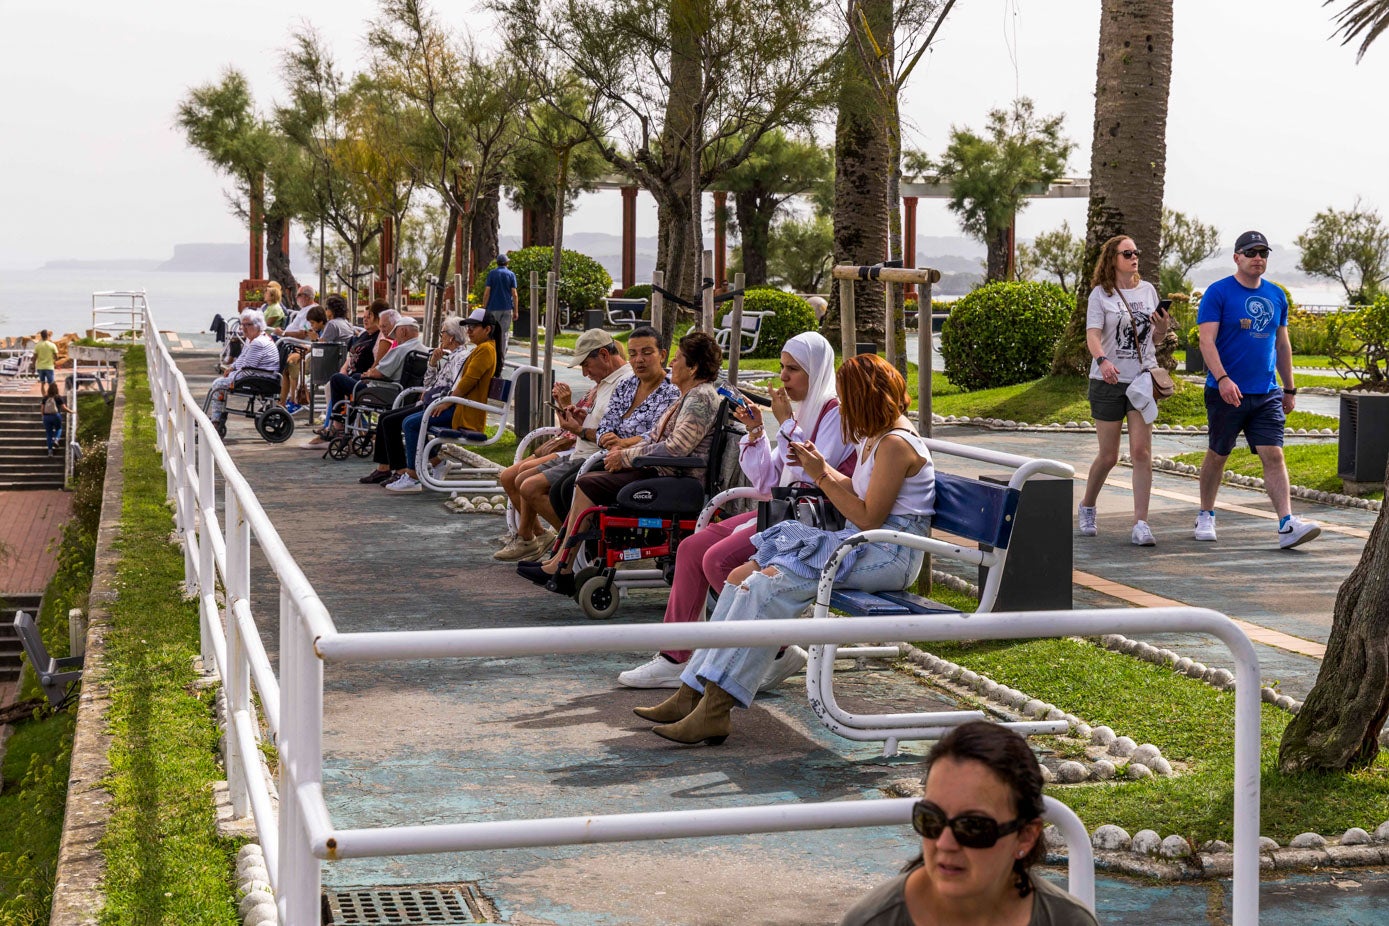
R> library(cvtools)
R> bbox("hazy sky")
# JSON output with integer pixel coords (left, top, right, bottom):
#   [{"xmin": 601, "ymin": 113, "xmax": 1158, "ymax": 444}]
[{"xmin": 3, "ymin": 0, "xmax": 1387, "ymax": 268}]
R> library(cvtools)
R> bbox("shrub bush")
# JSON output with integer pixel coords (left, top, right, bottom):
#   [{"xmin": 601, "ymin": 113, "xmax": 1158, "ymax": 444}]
[
  {"xmin": 473, "ymin": 247, "xmax": 612, "ymax": 316},
  {"xmin": 940, "ymin": 281, "xmax": 1071, "ymax": 391},
  {"xmin": 620, "ymin": 283, "xmax": 653, "ymax": 302},
  {"xmin": 1328, "ymin": 294, "xmax": 1389, "ymax": 388},
  {"xmin": 739, "ymin": 287, "xmax": 819, "ymax": 359}
]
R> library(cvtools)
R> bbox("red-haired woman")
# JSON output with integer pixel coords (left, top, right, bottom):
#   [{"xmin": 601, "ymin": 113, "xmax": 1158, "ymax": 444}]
[{"xmin": 634, "ymin": 354, "xmax": 935, "ymax": 746}]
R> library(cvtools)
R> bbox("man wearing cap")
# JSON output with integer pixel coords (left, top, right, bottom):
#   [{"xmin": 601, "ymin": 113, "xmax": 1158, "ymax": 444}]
[
  {"xmin": 481, "ymin": 253, "xmax": 519, "ymax": 356},
  {"xmin": 494, "ymin": 328, "xmax": 632, "ymax": 560},
  {"xmin": 1194, "ymin": 231, "xmax": 1320, "ymax": 549}
]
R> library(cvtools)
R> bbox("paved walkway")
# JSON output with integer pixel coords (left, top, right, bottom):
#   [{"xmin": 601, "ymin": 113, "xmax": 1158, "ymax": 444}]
[
  {"xmin": 167, "ymin": 343, "xmax": 1387, "ymax": 925},
  {"xmin": 0, "ymin": 490, "xmax": 73, "ymax": 596}
]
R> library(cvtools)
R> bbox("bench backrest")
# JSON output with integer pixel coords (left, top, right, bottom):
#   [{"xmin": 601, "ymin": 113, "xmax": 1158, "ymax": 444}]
[
  {"xmin": 932, "ymin": 472, "xmax": 1021, "ymax": 550},
  {"xmin": 487, "ymin": 376, "xmax": 512, "ymax": 404},
  {"xmin": 719, "ymin": 313, "xmax": 762, "ymax": 332}
]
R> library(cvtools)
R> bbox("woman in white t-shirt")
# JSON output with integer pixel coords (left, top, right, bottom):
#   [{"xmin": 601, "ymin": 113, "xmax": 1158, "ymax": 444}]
[{"xmin": 1078, "ymin": 235, "xmax": 1169, "ymax": 546}]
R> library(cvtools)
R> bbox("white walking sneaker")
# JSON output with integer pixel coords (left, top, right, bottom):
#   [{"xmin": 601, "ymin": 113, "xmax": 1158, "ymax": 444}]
[
  {"xmin": 429, "ymin": 459, "xmax": 450, "ymax": 481},
  {"xmin": 1193, "ymin": 510, "xmax": 1217, "ymax": 541},
  {"xmin": 618, "ymin": 654, "xmax": 687, "ymax": 689},
  {"xmin": 760, "ymin": 646, "xmax": 808, "ymax": 689},
  {"xmin": 1077, "ymin": 505, "xmax": 1098, "ymax": 537},
  {"xmin": 1131, "ymin": 520, "xmax": 1156, "ymax": 546},
  {"xmin": 493, "ymin": 536, "xmax": 539, "ymax": 561},
  {"xmin": 1278, "ymin": 516, "xmax": 1322, "ymax": 550},
  {"xmin": 385, "ymin": 473, "xmax": 422, "ymax": 493}
]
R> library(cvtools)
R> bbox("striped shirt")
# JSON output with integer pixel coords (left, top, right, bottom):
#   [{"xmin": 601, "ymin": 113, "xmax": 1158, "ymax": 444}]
[{"xmin": 231, "ymin": 334, "xmax": 280, "ymax": 382}]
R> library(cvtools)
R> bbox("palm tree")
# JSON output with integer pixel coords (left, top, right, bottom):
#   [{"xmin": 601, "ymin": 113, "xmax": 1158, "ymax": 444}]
[
  {"xmin": 1277, "ymin": 0, "xmax": 1389, "ymax": 773},
  {"xmin": 1050, "ymin": 0, "xmax": 1174, "ymax": 375}
]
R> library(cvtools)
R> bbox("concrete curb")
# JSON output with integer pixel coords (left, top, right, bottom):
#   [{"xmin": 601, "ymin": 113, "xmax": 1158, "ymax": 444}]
[{"xmin": 50, "ymin": 366, "xmax": 125, "ymax": 926}]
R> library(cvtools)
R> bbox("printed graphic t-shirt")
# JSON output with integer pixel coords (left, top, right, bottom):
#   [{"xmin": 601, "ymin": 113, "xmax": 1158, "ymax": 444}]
[{"xmin": 1197, "ymin": 275, "xmax": 1289, "ymax": 394}]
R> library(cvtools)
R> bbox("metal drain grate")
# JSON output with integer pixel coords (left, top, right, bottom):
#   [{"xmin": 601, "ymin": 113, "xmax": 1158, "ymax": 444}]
[{"xmin": 325, "ymin": 884, "xmax": 494, "ymax": 925}]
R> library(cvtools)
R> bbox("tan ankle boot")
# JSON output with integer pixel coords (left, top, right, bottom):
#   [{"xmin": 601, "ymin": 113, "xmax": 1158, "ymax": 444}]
[
  {"xmin": 652, "ymin": 681, "xmax": 736, "ymax": 745},
  {"xmin": 634, "ymin": 683, "xmax": 701, "ymax": 723}
]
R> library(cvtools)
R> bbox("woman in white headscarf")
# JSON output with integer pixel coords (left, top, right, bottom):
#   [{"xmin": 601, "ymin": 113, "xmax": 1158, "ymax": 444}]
[{"xmin": 617, "ymin": 331, "xmax": 855, "ymax": 690}]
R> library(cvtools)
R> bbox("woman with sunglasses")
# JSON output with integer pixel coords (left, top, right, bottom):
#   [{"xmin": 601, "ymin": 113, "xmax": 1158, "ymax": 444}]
[
  {"xmin": 839, "ymin": 721, "xmax": 1097, "ymax": 926},
  {"xmin": 1077, "ymin": 235, "xmax": 1168, "ymax": 547}
]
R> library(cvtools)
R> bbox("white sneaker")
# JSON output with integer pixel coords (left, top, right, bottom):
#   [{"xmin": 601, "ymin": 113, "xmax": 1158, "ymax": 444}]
[
  {"xmin": 760, "ymin": 646, "xmax": 808, "ymax": 689},
  {"xmin": 385, "ymin": 474, "xmax": 422, "ymax": 493},
  {"xmin": 1131, "ymin": 521, "xmax": 1156, "ymax": 546},
  {"xmin": 1193, "ymin": 510, "xmax": 1217, "ymax": 542},
  {"xmin": 493, "ymin": 536, "xmax": 536, "ymax": 561},
  {"xmin": 1278, "ymin": 516, "xmax": 1322, "ymax": 549},
  {"xmin": 618, "ymin": 654, "xmax": 687, "ymax": 689},
  {"xmin": 429, "ymin": 459, "xmax": 450, "ymax": 481},
  {"xmin": 1077, "ymin": 505, "xmax": 1098, "ymax": 537}
]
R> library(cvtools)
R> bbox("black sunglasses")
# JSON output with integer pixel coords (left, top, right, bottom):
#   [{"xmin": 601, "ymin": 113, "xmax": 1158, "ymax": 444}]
[
  {"xmin": 1239, "ymin": 247, "xmax": 1270, "ymax": 259},
  {"xmin": 912, "ymin": 800, "xmax": 1025, "ymax": 849},
  {"xmin": 1118, "ymin": 249, "xmax": 1141, "ymax": 259}
]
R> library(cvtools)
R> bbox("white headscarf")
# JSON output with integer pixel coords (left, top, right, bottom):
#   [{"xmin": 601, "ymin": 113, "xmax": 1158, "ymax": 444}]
[{"xmin": 782, "ymin": 331, "xmax": 838, "ymax": 439}]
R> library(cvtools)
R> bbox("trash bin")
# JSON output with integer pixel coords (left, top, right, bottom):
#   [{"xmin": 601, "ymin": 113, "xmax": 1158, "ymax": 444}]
[
  {"xmin": 1338, "ymin": 393, "xmax": 1389, "ymax": 494},
  {"xmin": 310, "ymin": 341, "xmax": 345, "ymax": 382},
  {"xmin": 977, "ymin": 473, "xmax": 1073, "ymax": 611},
  {"xmin": 584, "ymin": 308, "xmax": 605, "ymax": 330}
]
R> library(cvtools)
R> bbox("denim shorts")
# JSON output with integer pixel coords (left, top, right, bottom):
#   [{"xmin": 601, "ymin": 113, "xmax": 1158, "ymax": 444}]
[
  {"xmin": 1088, "ymin": 378, "xmax": 1135, "ymax": 422},
  {"xmin": 1205, "ymin": 388, "xmax": 1285, "ymax": 455}
]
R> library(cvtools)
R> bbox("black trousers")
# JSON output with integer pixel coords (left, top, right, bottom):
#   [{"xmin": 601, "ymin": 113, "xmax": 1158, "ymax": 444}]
[{"xmin": 373, "ymin": 403, "xmax": 420, "ymax": 470}]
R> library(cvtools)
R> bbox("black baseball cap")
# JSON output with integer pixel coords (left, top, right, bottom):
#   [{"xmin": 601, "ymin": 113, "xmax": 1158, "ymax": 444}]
[{"xmin": 1234, "ymin": 231, "xmax": 1270, "ymax": 253}]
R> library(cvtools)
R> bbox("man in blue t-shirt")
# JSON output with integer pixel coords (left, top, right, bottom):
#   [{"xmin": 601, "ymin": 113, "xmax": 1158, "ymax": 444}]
[
  {"xmin": 481, "ymin": 253, "xmax": 518, "ymax": 356},
  {"xmin": 1193, "ymin": 230, "xmax": 1319, "ymax": 549}
]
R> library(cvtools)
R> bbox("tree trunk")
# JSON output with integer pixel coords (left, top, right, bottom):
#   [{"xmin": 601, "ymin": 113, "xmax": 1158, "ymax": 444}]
[
  {"xmin": 985, "ymin": 226, "xmax": 1010, "ymax": 283},
  {"xmin": 472, "ymin": 178, "xmax": 501, "ymax": 271},
  {"xmin": 528, "ymin": 199, "xmax": 556, "ymax": 248},
  {"xmin": 265, "ymin": 211, "xmax": 297, "ymax": 297},
  {"xmin": 656, "ymin": 190, "xmax": 695, "ymax": 336},
  {"xmin": 734, "ymin": 191, "xmax": 773, "ymax": 287},
  {"xmin": 824, "ymin": 0, "xmax": 891, "ymax": 354},
  {"xmin": 551, "ymin": 149, "xmax": 570, "ymax": 299},
  {"xmin": 432, "ymin": 202, "xmax": 460, "ymax": 342},
  {"xmin": 1051, "ymin": 0, "xmax": 1174, "ymax": 375},
  {"xmin": 1279, "ymin": 464, "xmax": 1389, "ymax": 772},
  {"xmin": 662, "ymin": 0, "xmax": 702, "ymax": 324}
]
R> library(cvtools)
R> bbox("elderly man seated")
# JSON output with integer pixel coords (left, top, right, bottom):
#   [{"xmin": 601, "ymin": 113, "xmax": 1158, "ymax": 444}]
[
  {"xmin": 318, "ymin": 310, "xmax": 423, "ymax": 440},
  {"xmin": 494, "ymin": 329, "xmax": 632, "ymax": 561},
  {"xmin": 204, "ymin": 308, "xmax": 280, "ymax": 427}
]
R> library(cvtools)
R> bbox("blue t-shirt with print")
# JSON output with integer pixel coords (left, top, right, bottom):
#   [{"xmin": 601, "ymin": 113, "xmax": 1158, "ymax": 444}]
[
  {"xmin": 483, "ymin": 266, "xmax": 518, "ymax": 312},
  {"xmin": 1198, "ymin": 275, "xmax": 1288, "ymax": 393}
]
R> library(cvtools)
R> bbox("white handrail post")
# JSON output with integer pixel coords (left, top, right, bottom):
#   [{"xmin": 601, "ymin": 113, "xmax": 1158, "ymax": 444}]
[
  {"xmin": 224, "ymin": 490, "xmax": 251, "ymax": 818},
  {"xmin": 1229, "ymin": 628, "xmax": 1262, "ymax": 926},
  {"xmin": 727, "ymin": 273, "xmax": 745, "ymax": 383},
  {"xmin": 701, "ymin": 251, "xmax": 714, "ymax": 333},
  {"xmin": 650, "ymin": 270, "xmax": 664, "ymax": 342},
  {"xmin": 179, "ymin": 397, "xmax": 198, "ymax": 587},
  {"xmin": 279, "ymin": 598, "xmax": 323, "ymax": 923},
  {"xmin": 197, "ymin": 424, "xmax": 216, "ymax": 668}
]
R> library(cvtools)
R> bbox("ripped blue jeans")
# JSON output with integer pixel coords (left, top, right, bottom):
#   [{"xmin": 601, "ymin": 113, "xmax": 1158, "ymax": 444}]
[{"xmin": 680, "ymin": 519, "xmax": 929, "ymax": 708}]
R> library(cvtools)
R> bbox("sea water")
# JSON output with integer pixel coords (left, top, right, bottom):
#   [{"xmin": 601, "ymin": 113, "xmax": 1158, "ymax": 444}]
[{"xmin": 0, "ymin": 268, "xmax": 246, "ymax": 340}]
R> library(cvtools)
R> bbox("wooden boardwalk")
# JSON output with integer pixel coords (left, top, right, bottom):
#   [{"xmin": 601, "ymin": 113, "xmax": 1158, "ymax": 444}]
[{"xmin": 0, "ymin": 490, "xmax": 72, "ymax": 596}]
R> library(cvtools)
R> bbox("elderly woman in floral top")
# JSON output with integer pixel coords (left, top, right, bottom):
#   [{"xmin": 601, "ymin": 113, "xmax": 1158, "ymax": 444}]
[{"xmin": 521, "ymin": 332, "xmax": 725, "ymax": 595}]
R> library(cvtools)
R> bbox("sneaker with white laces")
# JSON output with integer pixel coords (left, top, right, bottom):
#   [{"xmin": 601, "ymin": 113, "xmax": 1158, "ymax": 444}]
[
  {"xmin": 760, "ymin": 646, "xmax": 808, "ymax": 689},
  {"xmin": 385, "ymin": 473, "xmax": 422, "ymax": 493},
  {"xmin": 493, "ymin": 536, "xmax": 541, "ymax": 561},
  {"xmin": 1278, "ymin": 515, "xmax": 1322, "ymax": 549},
  {"xmin": 1193, "ymin": 510, "xmax": 1217, "ymax": 541},
  {"xmin": 1077, "ymin": 504, "xmax": 1098, "ymax": 537},
  {"xmin": 1131, "ymin": 520, "xmax": 1156, "ymax": 546},
  {"xmin": 618, "ymin": 654, "xmax": 687, "ymax": 689}
]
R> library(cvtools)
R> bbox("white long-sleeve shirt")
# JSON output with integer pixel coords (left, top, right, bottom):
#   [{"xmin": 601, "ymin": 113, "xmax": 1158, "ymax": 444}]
[{"xmin": 738, "ymin": 402, "xmax": 852, "ymax": 493}]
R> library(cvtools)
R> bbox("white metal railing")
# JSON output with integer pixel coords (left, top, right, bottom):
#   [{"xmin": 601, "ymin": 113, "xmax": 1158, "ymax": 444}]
[
  {"xmin": 92, "ymin": 290, "xmax": 148, "ymax": 340},
  {"xmin": 143, "ymin": 307, "xmax": 1262, "ymax": 925}
]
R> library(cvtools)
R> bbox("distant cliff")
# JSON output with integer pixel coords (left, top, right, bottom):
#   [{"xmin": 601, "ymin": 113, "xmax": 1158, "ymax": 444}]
[{"xmin": 156, "ymin": 243, "xmax": 247, "ymax": 272}]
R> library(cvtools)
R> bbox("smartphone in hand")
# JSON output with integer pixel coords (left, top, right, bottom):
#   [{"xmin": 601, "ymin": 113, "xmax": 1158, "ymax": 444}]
[{"xmin": 1156, "ymin": 299, "xmax": 1172, "ymax": 318}]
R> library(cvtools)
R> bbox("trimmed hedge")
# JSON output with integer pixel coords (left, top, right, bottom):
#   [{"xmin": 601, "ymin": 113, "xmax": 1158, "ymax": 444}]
[
  {"xmin": 940, "ymin": 281, "xmax": 1072, "ymax": 390},
  {"xmin": 741, "ymin": 287, "xmax": 819, "ymax": 359},
  {"xmin": 473, "ymin": 247, "xmax": 612, "ymax": 316}
]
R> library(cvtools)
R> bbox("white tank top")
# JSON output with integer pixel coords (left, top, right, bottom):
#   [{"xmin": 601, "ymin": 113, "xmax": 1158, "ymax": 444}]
[{"xmin": 850, "ymin": 427, "xmax": 935, "ymax": 518}]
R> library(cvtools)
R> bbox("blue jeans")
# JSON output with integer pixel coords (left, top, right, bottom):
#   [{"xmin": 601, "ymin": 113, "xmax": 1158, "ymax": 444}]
[
  {"xmin": 204, "ymin": 375, "xmax": 237, "ymax": 422},
  {"xmin": 681, "ymin": 515, "xmax": 930, "ymax": 708},
  {"xmin": 43, "ymin": 412, "xmax": 63, "ymax": 451},
  {"xmin": 37, "ymin": 369, "xmax": 55, "ymax": 386},
  {"xmin": 402, "ymin": 409, "xmax": 454, "ymax": 472}
]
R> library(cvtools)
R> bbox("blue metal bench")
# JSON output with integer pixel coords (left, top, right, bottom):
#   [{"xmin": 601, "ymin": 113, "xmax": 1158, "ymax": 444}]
[{"xmin": 14, "ymin": 611, "xmax": 84, "ymax": 709}]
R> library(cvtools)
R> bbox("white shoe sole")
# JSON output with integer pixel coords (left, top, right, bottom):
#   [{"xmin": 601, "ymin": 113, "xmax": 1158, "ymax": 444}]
[
  {"xmin": 1280, "ymin": 525, "xmax": 1321, "ymax": 549},
  {"xmin": 618, "ymin": 662, "xmax": 686, "ymax": 689}
]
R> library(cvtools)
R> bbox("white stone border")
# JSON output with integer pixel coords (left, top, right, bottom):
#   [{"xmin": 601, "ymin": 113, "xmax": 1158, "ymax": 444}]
[
  {"xmin": 1147, "ymin": 454, "xmax": 1382, "ymax": 512},
  {"xmin": 931, "ymin": 411, "xmax": 1340, "ymax": 440}
]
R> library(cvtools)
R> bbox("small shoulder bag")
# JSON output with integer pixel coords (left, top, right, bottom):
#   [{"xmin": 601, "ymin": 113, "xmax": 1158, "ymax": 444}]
[{"xmin": 1117, "ymin": 289, "xmax": 1174, "ymax": 399}]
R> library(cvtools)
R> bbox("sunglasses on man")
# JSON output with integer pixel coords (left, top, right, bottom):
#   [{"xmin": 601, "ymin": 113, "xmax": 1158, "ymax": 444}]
[
  {"xmin": 912, "ymin": 800, "xmax": 1026, "ymax": 849},
  {"xmin": 1239, "ymin": 248, "xmax": 1270, "ymax": 259}
]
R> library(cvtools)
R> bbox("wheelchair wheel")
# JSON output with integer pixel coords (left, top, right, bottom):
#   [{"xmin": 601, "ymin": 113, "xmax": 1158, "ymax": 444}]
[
  {"xmin": 255, "ymin": 408, "xmax": 295, "ymax": 443},
  {"xmin": 577, "ymin": 574, "xmax": 620, "ymax": 621},
  {"xmin": 571, "ymin": 566, "xmax": 603, "ymax": 601},
  {"xmin": 351, "ymin": 434, "xmax": 374, "ymax": 457},
  {"xmin": 327, "ymin": 436, "xmax": 352, "ymax": 460}
]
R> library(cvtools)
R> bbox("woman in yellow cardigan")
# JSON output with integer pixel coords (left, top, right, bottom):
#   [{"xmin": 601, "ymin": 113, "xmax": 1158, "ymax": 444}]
[{"xmin": 385, "ymin": 309, "xmax": 502, "ymax": 492}]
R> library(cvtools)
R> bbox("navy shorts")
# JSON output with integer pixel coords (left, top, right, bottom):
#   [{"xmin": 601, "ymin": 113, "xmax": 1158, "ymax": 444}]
[{"xmin": 1205, "ymin": 388, "xmax": 1285, "ymax": 455}]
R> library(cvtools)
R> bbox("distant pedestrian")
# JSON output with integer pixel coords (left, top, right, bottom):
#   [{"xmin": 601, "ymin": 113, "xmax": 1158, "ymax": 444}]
[
  {"xmin": 1077, "ymin": 235, "xmax": 1169, "ymax": 546},
  {"xmin": 1194, "ymin": 230, "xmax": 1320, "ymax": 549},
  {"xmin": 33, "ymin": 329, "xmax": 58, "ymax": 386},
  {"xmin": 480, "ymin": 253, "xmax": 518, "ymax": 356},
  {"xmin": 41, "ymin": 382, "xmax": 70, "ymax": 456}
]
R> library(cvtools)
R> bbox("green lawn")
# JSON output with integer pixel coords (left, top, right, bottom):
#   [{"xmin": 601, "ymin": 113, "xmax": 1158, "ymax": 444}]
[
  {"xmin": 1172, "ymin": 444, "xmax": 1383, "ymax": 501},
  {"xmin": 923, "ymin": 637, "xmax": 1389, "ymax": 842}
]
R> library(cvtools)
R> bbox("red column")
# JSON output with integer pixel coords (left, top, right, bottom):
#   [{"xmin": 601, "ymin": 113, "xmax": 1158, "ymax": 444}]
[
  {"xmin": 621, "ymin": 186, "xmax": 637, "ymax": 290},
  {"xmin": 713, "ymin": 191, "xmax": 727, "ymax": 290},
  {"xmin": 248, "ymin": 175, "xmax": 264, "ymax": 280},
  {"xmin": 903, "ymin": 196, "xmax": 918, "ymax": 300}
]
